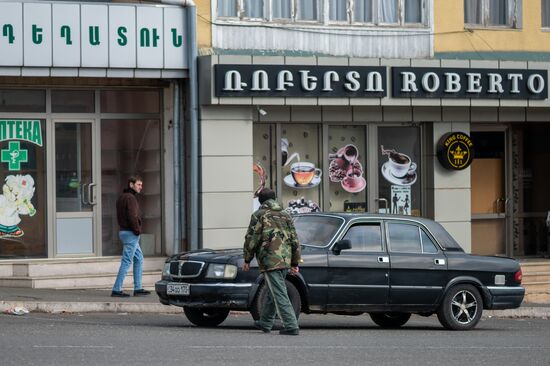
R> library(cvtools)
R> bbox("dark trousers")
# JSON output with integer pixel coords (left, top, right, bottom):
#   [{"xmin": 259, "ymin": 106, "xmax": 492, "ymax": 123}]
[{"xmin": 258, "ymin": 269, "xmax": 299, "ymax": 331}]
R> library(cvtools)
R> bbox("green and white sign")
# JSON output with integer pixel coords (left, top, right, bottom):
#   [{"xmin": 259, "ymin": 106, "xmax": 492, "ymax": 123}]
[
  {"xmin": 0, "ymin": 1, "xmax": 187, "ymax": 69},
  {"xmin": 0, "ymin": 120, "xmax": 43, "ymax": 171}
]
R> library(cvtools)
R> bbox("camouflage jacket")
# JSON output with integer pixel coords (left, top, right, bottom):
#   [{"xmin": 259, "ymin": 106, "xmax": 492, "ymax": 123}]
[{"xmin": 243, "ymin": 199, "xmax": 301, "ymax": 272}]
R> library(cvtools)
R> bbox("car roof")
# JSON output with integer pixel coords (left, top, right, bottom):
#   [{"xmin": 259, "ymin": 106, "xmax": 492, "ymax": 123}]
[{"xmin": 294, "ymin": 212, "xmax": 464, "ymax": 251}]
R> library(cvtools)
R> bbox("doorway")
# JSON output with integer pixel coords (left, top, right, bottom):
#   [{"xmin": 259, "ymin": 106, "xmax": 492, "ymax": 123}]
[
  {"xmin": 470, "ymin": 128, "xmax": 509, "ymax": 256},
  {"xmin": 53, "ymin": 120, "xmax": 99, "ymax": 255}
]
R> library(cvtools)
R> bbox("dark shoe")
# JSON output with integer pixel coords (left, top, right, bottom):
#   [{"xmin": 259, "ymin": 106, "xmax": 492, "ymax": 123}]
[
  {"xmin": 254, "ymin": 321, "xmax": 271, "ymax": 333},
  {"xmin": 279, "ymin": 328, "xmax": 299, "ymax": 336},
  {"xmin": 133, "ymin": 289, "xmax": 151, "ymax": 296},
  {"xmin": 111, "ymin": 291, "xmax": 130, "ymax": 298}
]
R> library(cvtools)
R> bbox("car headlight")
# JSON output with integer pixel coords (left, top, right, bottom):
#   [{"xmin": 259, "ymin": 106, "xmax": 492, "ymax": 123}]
[
  {"xmin": 163, "ymin": 262, "xmax": 171, "ymax": 277},
  {"xmin": 205, "ymin": 264, "xmax": 238, "ymax": 279}
]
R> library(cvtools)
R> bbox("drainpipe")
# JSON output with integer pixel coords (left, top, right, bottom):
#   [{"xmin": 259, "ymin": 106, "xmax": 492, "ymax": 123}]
[{"xmin": 160, "ymin": 0, "xmax": 199, "ymax": 252}]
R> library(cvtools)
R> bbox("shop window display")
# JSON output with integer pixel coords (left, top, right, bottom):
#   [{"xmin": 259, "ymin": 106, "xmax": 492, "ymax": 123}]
[
  {"xmin": 281, "ymin": 124, "xmax": 322, "ymax": 213},
  {"xmin": 0, "ymin": 119, "xmax": 46, "ymax": 258},
  {"xmin": 378, "ymin": 126, "xmax": 421, "ymax": 216},
  {"xmin": 328, "ymin": 126, "xmax": 367, "ymax": 212}
]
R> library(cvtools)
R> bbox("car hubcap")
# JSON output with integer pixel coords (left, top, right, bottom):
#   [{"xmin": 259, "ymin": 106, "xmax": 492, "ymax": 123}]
[{"xmin": 451, "ymin": 290, "xmax": 478, "ymax": 324}]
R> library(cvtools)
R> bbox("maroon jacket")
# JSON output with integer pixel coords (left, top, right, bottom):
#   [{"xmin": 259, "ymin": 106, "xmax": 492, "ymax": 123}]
[{"xmin": 116, "ymin": 188, "xmax": 142, "ymax": 235}]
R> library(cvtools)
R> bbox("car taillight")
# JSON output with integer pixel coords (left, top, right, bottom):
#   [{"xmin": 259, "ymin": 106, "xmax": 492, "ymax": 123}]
[{"xmin": 514, "ymin": 268, "xmax": 522, "ymax": 284}]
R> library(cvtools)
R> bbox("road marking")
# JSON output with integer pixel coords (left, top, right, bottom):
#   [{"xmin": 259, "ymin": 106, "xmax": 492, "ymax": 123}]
[{"xmin": 33, "ymin": 345, "xmax": 115, "ymax": 349}]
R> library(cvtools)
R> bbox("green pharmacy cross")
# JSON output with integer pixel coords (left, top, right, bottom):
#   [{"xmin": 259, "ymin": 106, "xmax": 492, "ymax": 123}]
[{"xmin": 1, "ymin": 141, "xmax": 29, "ymax": 171}]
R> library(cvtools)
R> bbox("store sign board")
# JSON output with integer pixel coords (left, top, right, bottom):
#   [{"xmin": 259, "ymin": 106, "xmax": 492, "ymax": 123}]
[
  {"xmin": 0, "ymin": 2, "xmax": 187, "ymax": 69},
  {"xmin": 393, "ymin": 67, "xmax": 548, "ymax": 99},
  {"xmin": 52, "ymin": 3, "xmax": 81, "ymax": 67},
  {"xmin": 214, "ymin": 64, "xmax": 388, "ymax": 98},
  {"xmin": 215, "ymin": 65, "xmax": 548, "ymax": 100},
  {"xmin": 436, "ymin": 132, "xmax": 474, "ymax": 170}
]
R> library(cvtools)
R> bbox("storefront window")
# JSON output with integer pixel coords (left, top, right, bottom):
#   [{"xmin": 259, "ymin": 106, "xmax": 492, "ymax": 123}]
[
  {"xmin": 0, "ymin": 90, "xmax": 46, "ymax": 112},
  {"xmin": 281, "ymin": 124, "xmax": 322, "ymax": 213},
  {"xmin": 101, "ymin": 119, "xmax": 162, "ymax": 256},
  {"xmin": 52, "ymin": 90, "xmax": 95, "ymax": 113},
  {"xmin": 100, "ymin": 90, "xmax": 160, "ymax": 114},
  {"xmin": 328, "ymin": 126, "xmax": 367, "ymax": 212},
  {"xmin": 0, "ymin": 119, "xmax": 47, "ymax": 258},
  {"xmin": 378, "ymin": 126, "xmax": 421, "ymax": 216}
]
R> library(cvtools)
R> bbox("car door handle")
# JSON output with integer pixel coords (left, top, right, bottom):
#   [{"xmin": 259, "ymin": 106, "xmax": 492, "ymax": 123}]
[
  {"xmin": 434, "ymin": 258, "xmax": 446, "ymax": 265},
  {"xmin": 378, "ymin": 256, "xmax": 389, "ymax": 263}
]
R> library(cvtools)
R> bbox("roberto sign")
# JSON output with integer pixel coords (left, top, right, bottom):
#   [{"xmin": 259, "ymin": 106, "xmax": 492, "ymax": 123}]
[
  {"xmin": 0, "ymin": 1, "xmax": 187, "ymax": 69},
  {"xmin": 393, "ymin": 67, "xmax": 547, "ymax": 99}
]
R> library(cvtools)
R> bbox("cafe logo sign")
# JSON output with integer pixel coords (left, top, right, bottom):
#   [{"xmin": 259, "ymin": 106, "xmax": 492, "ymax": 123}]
[
  {"xmin": 436, "ymin": 132, "xmax": 474, "ymax": 171},
  {"xmin": 0, "ymin": 120, "xmax": 42, "ymax": 171},
  {"xmin": 0, "ymin": 2, "xmax": 187, "ymax": 69}
]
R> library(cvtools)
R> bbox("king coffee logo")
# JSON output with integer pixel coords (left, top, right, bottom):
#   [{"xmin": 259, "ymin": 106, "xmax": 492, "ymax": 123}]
[{"xmin": 436, "ymin": 132, "xmax": 474, "ymax": 170}]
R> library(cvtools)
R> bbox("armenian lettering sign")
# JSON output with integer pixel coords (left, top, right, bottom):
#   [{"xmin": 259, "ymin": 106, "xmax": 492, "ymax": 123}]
[
  {"xmin": 0, "ymin": 2, "xmax": 187, "ymax": 69},
  {"xmin": 436, "ymin": 132, "xmax": 474, "ymax": 170}
]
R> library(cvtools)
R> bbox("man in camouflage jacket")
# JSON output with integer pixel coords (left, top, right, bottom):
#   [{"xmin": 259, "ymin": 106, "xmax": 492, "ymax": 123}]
[{"xmin": 242, "ymin": 188, "xmax": 301, "ymax": 335}]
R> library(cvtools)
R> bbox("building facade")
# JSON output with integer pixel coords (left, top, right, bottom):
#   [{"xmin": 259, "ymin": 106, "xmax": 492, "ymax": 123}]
[
  {"xmin": 0, "ymin": 0, "xmax": 195, "ymax": 268},
  {"xmin": 197, "ymin": 0, "xmax": 550, "ymax": 260}
]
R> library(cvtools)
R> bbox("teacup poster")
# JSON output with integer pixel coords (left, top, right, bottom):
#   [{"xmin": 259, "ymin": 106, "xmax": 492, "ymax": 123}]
[
  {"xmin": 282, "ymin": 138, "xmax": 322, "ymax": 189},
  {"xmin": 328, "ymin": 144, "xmax": 366, "ymax": 193},
  {"xmin": 380, "ymin": 145, "xmax": 418, "ymax": 186}
]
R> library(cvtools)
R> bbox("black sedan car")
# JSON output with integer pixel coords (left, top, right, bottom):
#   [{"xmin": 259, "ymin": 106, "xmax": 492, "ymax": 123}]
[{"xmin": 155, "ymin": 213, "xmax": 524, "ymax": 330}]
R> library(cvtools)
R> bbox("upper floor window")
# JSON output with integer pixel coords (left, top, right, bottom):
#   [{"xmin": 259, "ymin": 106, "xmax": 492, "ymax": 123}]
[
  {"xmin": 330, "ymin": 0, "xmax": 423, "ymax": 24},
  {"xmin": 464, "ymin": 0, "xmax": 522, "ymax": 28},
  {"xmin": 543, "ymin": 0, "xmax": 550, "ymax": 28},
  {"xmin": 217, "ymin": 0, "xmax": 425, "ymax": 25}
]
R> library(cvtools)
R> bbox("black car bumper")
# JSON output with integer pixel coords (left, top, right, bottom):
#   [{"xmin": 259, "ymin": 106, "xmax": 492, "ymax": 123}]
[
  {"xmin": 155, "ymin": 280, "xmax": 256, "ymax": 310},
  {"xmin": 485, "ymin": 286, "xmax": 525, "ymax": 309}
]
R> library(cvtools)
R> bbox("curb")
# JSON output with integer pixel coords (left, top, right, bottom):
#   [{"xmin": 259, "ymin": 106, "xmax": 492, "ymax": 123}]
[
  {"xmin": 1, "ymin": 300, "xmax": 549, "ymax": 318},
  {"xmin": 0, "ymin": 301, "xmax": 182, "ymax": 314}
]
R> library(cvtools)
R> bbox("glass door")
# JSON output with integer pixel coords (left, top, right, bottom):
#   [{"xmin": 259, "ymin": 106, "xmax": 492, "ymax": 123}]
[
  {"xmin": 54, "ymin": 120, "xmax": 98, "ymax": 255},
  {"xmin": 470, "ymin": 128, "xmax": 509, "ymax": 256}
]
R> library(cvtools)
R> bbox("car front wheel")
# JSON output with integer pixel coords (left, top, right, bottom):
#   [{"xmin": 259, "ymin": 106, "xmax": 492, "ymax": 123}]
[
  {"xmin": 183, "ymin": 307, "xmax": 230, "ymax": 327},
  {"xmin": 250, "ymin": 280, "xmax": 301, "ymax": 321},
  {"xmin": 369, "ymin": 312, "xmax": 411, "ymax": 328},
  {"xmin": 437, "ymin": 284, "xmax": 483, "ymax": 330}
]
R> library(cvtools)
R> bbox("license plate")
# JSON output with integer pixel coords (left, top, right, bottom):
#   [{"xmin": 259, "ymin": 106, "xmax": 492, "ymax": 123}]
[{"xmin": 167, "ymin": 283, "xmax": 190, "ymax": 295}]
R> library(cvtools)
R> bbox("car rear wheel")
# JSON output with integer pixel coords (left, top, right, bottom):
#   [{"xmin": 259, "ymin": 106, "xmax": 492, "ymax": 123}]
[
  {"xmin": 369, "ymin": 312, "xmax": 411, "ymax": 328},
  {"xmin": 437, "ymin": 284, "xmax": 483, "ymax": 330},
  {"xmin": 250, "ymin": 280, "xmax": 301, "ymax": 321},
  {"xmin": 183, "ymin": 307, "xmax": 230, "ymax": 327}
]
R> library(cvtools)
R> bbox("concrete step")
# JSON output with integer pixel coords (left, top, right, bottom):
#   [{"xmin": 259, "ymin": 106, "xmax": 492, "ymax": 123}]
[
  {"xmin": 0, "ymin": 257, "xmax": 166, "ymax": 277},
  {"xmin": 522, "ymin": 271, "xmax": 550, "ymax": 283},
  {"xmin": 520, "ymin": 262, "xmax": 550, "ymax": 275},
  {"xmin": 524, "ymin": 291, "xmax": 550, "ymax": 304},
  {"xmin": 0, "ymin": 270, "xmax": 162, "ymax": 290}
]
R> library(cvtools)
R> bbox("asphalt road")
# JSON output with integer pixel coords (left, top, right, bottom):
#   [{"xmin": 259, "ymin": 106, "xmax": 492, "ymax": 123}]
[{"xmin": 1, "ymin": 312, "xmax": 549, "ymax": 366}]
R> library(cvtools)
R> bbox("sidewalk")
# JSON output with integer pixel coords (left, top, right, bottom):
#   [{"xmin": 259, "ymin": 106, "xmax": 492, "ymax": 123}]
[{"xmin": 0, "ymin": 286, "xmax": 549, "ymax": 318}]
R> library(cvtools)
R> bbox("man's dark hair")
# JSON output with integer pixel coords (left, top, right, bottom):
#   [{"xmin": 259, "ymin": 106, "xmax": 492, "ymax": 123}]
[
  {"xmin": 258, "ymin": 188, "xmax": 276, "ymax": 204},
  {"xmin": 127, "ymin": 175, "xmax": 143, "ymax": 188}
]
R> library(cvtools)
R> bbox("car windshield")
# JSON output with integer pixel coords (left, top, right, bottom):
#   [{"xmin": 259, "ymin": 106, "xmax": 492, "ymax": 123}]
[{"xmin": 294, "ymin": 215, "xmax": 344, "ymax": 247}]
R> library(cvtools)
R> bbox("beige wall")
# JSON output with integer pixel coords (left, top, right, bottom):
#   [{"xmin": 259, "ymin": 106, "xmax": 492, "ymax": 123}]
[
  {"xmin": 200, "ymin": 106, "xmax": 254, "ymax": 249},
  {"xmin": 432, "ymin": 122, "xmax": 472, "ymax": 253}
]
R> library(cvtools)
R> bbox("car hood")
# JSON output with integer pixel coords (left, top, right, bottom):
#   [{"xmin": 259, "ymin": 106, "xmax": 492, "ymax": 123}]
[{"xmin": 170, "ymin": 248, "xmax": 244, "ymax": 264}]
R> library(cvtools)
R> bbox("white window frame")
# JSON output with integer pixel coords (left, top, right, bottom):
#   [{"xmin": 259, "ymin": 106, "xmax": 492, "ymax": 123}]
[
  {"xmin": 464, "ymin": 0, "xmax": 522, "ymax": 29},
  {"xmin": 215, "ymin": 0, "xmax": 427, "ymax": 27}
]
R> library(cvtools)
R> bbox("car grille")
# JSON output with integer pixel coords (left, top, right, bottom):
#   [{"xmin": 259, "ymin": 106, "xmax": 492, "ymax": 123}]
[{"xmin": 169, "ymin": 260, "xmax": 205, "ymax": 278}]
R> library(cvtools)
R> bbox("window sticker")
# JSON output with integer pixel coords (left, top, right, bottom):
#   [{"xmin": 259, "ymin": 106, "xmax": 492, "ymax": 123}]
[
  {"xmin": 391, "ymin": 185, "xmax": 411, "ymax": 216},
  {"xmin": 380, "ymin": 145, "xmax": 418, "ymax": 186},
  {"xmin": 329, "ymin": 143, "xmax": 366, "ymax": 193},
  {"xmin": 0, "ymin": 174, "xmax": 36, "ymax": 238}
]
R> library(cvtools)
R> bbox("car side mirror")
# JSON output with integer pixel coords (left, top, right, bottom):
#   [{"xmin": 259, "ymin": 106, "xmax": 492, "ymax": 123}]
[{"xmin": 332, "ymin": 239, "xmax": 352, "ymax": 255}]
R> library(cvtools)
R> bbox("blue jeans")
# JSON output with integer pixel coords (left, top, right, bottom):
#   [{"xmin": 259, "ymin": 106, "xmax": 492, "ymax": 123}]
[{"xmin": 112, "ymin": 231, "xmax": 144, "ymax": 292}]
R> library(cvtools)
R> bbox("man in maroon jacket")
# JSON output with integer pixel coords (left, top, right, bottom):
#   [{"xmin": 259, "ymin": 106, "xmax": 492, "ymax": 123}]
[{"xmin": 111, "ymin": 176, "xmax": 151, "ymax": 297}]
